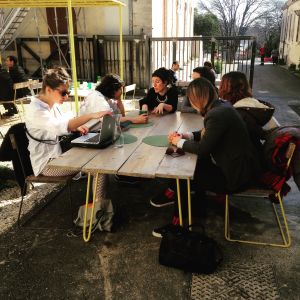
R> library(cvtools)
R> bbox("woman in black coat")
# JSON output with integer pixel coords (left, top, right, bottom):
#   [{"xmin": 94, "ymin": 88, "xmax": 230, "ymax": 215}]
[{"xmin": 152, "ymin": 78, "xmax": 261, "ymax": 237}]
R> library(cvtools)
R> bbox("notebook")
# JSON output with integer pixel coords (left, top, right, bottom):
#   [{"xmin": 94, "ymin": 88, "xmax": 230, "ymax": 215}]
[{"xmin": 71, "ymin": 115, "xmax": 115, "ymax": 149}]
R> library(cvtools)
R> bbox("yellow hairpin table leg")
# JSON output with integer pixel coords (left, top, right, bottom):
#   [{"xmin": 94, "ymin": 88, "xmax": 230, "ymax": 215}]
[
  {"xmin": 176, "ymin": 178, "xmax": 183, "ymax": 226},
  {"xmin": 83, "ymin": 172, "xmax": 99, "ymax": 242}
]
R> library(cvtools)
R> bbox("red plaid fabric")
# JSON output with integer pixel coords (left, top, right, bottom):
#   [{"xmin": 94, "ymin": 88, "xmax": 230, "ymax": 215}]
[{"xmin": 259, "ymin": 134, "xmax": 300, "ymax": 197}]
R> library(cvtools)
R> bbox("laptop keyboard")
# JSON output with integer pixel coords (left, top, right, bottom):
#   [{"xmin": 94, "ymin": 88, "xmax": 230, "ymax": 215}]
[{"xmin": 85, "ymin": 134, "xmax": 100, "ymax": 143}]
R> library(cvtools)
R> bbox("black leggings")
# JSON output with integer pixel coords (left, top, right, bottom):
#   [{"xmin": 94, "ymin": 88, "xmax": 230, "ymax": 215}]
[{"xmin": 171, "ymin": 158, "xmax": 228, "ymax": 217}]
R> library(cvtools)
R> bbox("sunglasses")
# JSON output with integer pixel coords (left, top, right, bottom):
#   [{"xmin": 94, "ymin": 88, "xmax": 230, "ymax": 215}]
[
  {"xmin": 56, "ymin": 89, "xmax": 71, "ymax": 97},
  {"xmin": 165, "ymin": 147, "xmax": 185, "ymax": 157}
]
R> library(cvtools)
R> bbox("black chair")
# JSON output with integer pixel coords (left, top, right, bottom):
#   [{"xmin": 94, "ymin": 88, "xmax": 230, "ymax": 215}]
[{"xmin": 7, "ymin": 123, "xmax": 74, "ymax": 228}]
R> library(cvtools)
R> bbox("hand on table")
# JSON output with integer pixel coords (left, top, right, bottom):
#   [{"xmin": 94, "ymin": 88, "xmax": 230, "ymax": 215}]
[
  {"xmin": 133, "ymin": 114, "xmax": 149, "ymax": 124},
  {"xmin": 152, "ymin": 103, "xmax": 165, "ymax": 114},
  {"xmin": 168, "ymin": 131, "xmax": 182, "ymax": 146}
]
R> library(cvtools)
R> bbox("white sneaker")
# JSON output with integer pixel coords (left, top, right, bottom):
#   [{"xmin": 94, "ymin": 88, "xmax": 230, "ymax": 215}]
[{"xmin": 72, "ymin": 172, "xmax": 87, "ymax": 181}]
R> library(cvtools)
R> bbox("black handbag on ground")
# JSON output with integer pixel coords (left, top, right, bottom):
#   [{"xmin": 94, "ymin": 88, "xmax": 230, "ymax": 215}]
[{"xmin": 159, "ymin": 225, "xmax": 222, "ymax": 274}]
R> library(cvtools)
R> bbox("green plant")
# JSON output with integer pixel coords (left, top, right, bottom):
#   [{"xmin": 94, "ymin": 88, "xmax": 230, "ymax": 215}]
[
  {"xmin": 214, "ymin": 60, "xmax": 223, "ymax": 74},
  {"xmin": 289, "ymin": 63, "xmax": 296, "ymax": 71}
]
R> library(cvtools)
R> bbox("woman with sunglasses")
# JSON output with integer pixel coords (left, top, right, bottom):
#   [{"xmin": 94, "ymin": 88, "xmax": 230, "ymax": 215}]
[
  {"xmin": 152, "ymin": 77, "xmax": 261, "ymax": 237},
  {"xmin": 80, "ymin": 74, "xmax": 148, "ymax": 124},
  {"xmin": 25, "ymin": 68, "xmax": 113, "ymax": 230},
  {"xmin": 139, "ymin": 67, "xmax": 178, "ymax": 115}
]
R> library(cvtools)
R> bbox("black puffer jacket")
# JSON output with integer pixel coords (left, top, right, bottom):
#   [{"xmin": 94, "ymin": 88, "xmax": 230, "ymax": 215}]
[
  {"xmin": 233, "ymin": 98, "xmax": 274, "ymax": 156},
  {"xmin": 9, "ymin": 65, "xmax": 30, "ymax": 98},
  {"xmin": 0, "ymin": 69, "xmax": 14, "ymax": 101},
  {"xmin": 0, "ymin": 123, "xmax": 33, "ymax": 195}
]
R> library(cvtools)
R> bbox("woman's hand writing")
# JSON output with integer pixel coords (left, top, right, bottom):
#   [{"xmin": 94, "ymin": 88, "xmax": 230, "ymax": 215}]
[{"xmin": 168, "ymin": 132, "xmax": 182, "ymax": 144}]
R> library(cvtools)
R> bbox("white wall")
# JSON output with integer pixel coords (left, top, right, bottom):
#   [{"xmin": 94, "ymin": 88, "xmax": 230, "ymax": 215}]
[
  {"xmin": 280, "ymin": 0, "xmax": 300, "ymax": 66},
  {"xmin": 152, "ymin": 0, "xmax": 194, "ymax": 38}
]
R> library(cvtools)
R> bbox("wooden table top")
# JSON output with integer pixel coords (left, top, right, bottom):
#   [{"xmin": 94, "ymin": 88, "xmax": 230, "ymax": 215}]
[{"xmin": 49, "ymin": 112, "xmax": 203, "ymax": 180}]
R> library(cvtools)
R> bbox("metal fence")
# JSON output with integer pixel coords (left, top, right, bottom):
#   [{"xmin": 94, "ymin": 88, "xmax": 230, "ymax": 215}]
[
  {"xmin": 150, "ymin": 36, "xmax": 256, "ymax": 87},
  {"xmin": 16, "ymin": 35, "xmax": 256, "ymax": 89}
]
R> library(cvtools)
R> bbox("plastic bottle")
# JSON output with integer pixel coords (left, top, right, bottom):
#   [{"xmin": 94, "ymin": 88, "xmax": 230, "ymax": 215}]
[{"xmin": 114, "ymin": 114, "xmax": 124, "ymax": 148}]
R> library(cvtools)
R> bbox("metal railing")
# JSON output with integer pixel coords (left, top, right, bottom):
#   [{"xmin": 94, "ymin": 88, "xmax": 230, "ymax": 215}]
[{"xmin": 15, "ymin": 35, "xmax": 256, "ymax": 89}]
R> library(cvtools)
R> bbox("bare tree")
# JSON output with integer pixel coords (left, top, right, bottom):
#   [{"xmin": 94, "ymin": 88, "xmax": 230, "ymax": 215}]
[{"xmin": 198, "ymin": 0, "xmax": 272, "ymax": 37}]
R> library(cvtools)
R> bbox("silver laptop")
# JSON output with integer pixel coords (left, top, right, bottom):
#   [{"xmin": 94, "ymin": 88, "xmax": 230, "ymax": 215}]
[{"xmin": 71, "ymin": 115, "xmax": 115, "ymax": 149}]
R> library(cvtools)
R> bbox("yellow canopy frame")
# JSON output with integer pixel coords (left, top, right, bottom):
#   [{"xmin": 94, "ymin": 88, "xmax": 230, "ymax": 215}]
[{"xmin": 0, "ymin": 0, "xmax": 125, "ymax": 114}]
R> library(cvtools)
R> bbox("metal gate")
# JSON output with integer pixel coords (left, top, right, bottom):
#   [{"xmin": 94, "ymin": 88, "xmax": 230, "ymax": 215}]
[
  {"xmin": 150, "ymin": 36, "xmax": 256, "ymax": 88},
  {"xmin": 16, "ymin": 35, "xmax": 256, "ymax": 89}
]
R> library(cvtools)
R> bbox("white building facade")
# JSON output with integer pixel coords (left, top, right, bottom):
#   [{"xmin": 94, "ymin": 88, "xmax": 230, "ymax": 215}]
[{"xmin": 280, "ymin": 0, "xmax": 300, "ymax": 66}]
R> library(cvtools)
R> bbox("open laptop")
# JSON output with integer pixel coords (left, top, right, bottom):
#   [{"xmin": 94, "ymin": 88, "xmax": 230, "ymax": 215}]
[{"xmin": 71, "ymin": 115, "xmax": 115, "ymax": 149}]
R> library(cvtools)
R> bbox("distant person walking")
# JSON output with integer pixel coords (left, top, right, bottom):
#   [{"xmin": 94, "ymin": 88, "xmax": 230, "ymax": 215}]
[
  {"xmin": 169, "ymin": 61, "xmax": 180, "ymax": 85},
  {"xmin": 271, "ymin": 48, "xmax": 279, "ymax": 65},
  {"xmin": 259, "ymin": 45, "xmax": 266, "ymax": 66}
]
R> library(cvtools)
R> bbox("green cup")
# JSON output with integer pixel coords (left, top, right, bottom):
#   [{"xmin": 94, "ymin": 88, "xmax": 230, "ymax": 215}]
[
  {"xmin": 88, "ymin": 82, "xmax": 92, "ymax": 89},
  {"xmin": 139, "ymin": 110, "xmax": 148, "ymax": 115}
]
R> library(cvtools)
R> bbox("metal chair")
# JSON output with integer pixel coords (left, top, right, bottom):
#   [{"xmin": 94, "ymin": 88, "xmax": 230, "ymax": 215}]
[
  {"xmin": 225, "ymin": 142, "xmax": 296, "ymax": 248},
  {"xmin": 124, "ymin": 83, "xmax": 136, "ymax": 100},
  {"xmin": 9, "ymin": 131, "xmax": 74, "ymax": 228},
  {"xmin": 124, "ymin": 84, "xmax": 138, "ymax": 110}
]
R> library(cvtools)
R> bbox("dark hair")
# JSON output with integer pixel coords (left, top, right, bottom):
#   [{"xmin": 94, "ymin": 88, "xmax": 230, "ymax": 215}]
[
  {"xmin": 96, "ymin": 74, "xmax": 124, "ymax": 99},
  {"xmin": 187, "ymin": 77, "xmax": 217, "ymax": 116},
  {"xmin": 219, "ymin": 71, "xmax": 252, "ymax": 104},
  {"xmin": 172, "ymin": 61, "xmax": 179, "ymax": 66},
  {"xmin": 6, "ymin": 55, "xmax": 17, "ymax": 64},
  {"xmin": 204, "ymin": 61, "xmax": 212, "ymax": 68},
  {"xmin": 42, "ymin": 67, "xmax": 71, "ymax": 92},
  {"xmin": 193, "ymin": 66, "xmax": 215, "ymax": 86},
  {"xmin": 152, "ymin": 67, "xmax": 173, "ymax": 84}
]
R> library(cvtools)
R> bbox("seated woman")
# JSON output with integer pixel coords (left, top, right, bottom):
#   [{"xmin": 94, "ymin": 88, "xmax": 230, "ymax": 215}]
[
  {"xmin": 152, "ymin": 78, "xmax": 261, "ymax": 236},
  {"xmin": 139, "ymin": 67, "xmax": 178, "ymax": 114},
  {"xmin": 80, "ymin": 74, "xmax": 148, "ymax": 125},
  {"xmin": 219, "ymin": 71, "xmax": 274, "ymax": 156},
  {"xmin": 25, "ymin": 67, "xmax": 113, "ymax": 230},
  {"xmin": 181, "ymin": 66, "xmax": 217, "ymax": 113}
]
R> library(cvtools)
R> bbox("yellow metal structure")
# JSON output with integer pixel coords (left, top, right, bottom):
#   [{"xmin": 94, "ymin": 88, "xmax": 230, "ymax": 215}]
[
  {"xmin": 224, "ymin": 142, "xmax": 296, "ymax": 248},
  {"xmin": 0, "ymin": 0, "xmax": 126, "ymax": 114},
  {"xmin": 0, "ymin": 0, "xmax": 125, "ymax": 8}
]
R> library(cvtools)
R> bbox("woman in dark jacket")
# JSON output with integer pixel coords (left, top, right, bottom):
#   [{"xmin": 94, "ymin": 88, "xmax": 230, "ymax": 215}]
[
  {"xmin": 152, "ymin": 78, "xmax": 261, "ymax": 237},
  {"xmin": 219, "ymin": 71, "xmax": 274, "ymax": 154}
]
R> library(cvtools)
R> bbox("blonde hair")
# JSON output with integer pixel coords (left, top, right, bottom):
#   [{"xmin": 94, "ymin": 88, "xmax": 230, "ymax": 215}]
[
  {"xmin": 42, "ymin": 67, "xmax": 70, "ymax": 92},
  {"xmin": 187, "ymin": 78, "xmax": 218, "ymax": 115}
]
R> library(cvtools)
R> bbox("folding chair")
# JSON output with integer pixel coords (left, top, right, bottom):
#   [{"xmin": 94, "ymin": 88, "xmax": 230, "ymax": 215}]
[
  {"xmin": 124, "ymin": 84, "xmax": 138, "ymax": 110},
  {"xmin": 224, "ymin": 142, "xmax": 296, "ymax": 248},
  {"xmin": 13, "ymin": 81, "xmax": 33, "ymax": 116},
  {"xmin": 9, "ymin": 129, "xmax": 74, "ymax": 228}
]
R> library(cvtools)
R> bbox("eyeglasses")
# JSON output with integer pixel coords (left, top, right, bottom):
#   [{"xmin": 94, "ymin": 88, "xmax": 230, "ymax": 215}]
[
  {"xmin": 165, "ymin": 147, "xmax": 185, "ymax": 157},
  {"xmin": 56, "ymin": 89, "xmax": 71, "ymax": 97}
]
